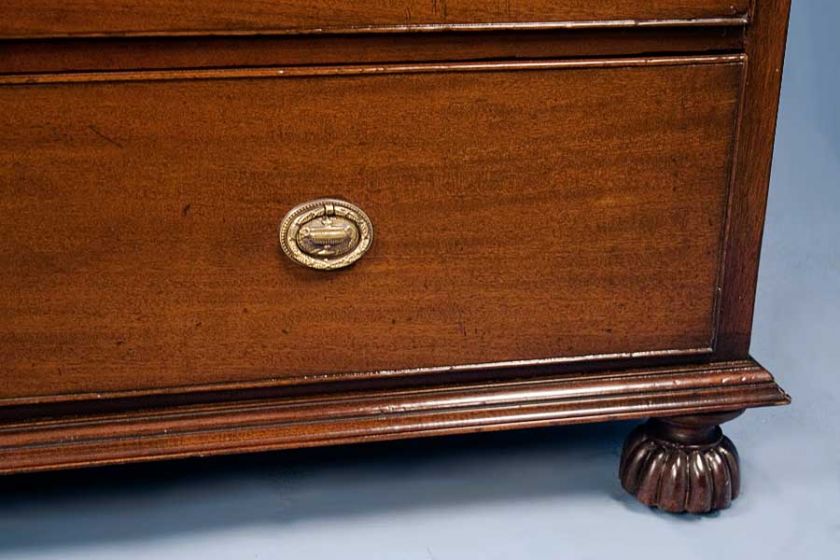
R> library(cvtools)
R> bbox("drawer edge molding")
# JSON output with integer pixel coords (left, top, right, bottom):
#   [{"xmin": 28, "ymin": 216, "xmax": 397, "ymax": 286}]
[
  {"xmin": 0, "ymin": 53, "xmax": 746, "ymax": 87},
  {"xmin": 0, "ymin": 17, "xmax": 750, "ymax": 42},
  {"xmin": 0, "ymin": 28, "xmax": 746, "ymax": 76},
  {"xmin": 0, "ymin": 359, "xmax": 789, "ymax": 475}
]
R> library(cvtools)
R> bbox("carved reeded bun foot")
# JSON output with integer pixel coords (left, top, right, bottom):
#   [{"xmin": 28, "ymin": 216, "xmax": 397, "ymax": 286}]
[{"xmin": 620, "ymin": 411, "xmax": 743, "ymax": 514}]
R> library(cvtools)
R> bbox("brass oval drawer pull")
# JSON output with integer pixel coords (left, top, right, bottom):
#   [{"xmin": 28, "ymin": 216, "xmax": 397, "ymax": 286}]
[{"xmin": 279, "ymin": 198, "xmax": 373, "ymax": 270}]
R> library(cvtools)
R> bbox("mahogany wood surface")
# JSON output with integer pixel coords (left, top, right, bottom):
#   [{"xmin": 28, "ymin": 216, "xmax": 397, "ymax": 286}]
[
  {"xmin": 0, "ymin": 56, "xmax": 742, "ymax": 404},
  {"xmin": 0, "ymin": 1, "xmax": 792, "ymax": 481},
  {"xmin": 716, "ymin": 0, "xmax": 792, "ymax": 357},
  {"xmin": 0, "ymin": 1, "xmax": 750, "ymax": 39},
  {"xmin": 620, "ymin": 410, "xmax": 745, "ymax": 513},
  {"xmin": 0, "ymin": 27, "xmax": 744, "ymax": 75},
  {"xmin": 0, "ymin": 359, "xmax": 787, "ymax": 474}
]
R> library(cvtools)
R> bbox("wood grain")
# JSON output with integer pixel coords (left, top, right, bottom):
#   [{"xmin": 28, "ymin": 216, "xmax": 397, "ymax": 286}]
[
  {"xmin": 0, "ymin": 27, "xmax": 744, "ymax": 75},
  {"xmin": 0, "ymin": 1, "xmax": 750, "ymax": 39},
  {"xmin": 0, "ymin": 2, "xmax": 793, "ymax": 483},
  {"xmin": 714, "ymin": 0, "xmax": 792, "ymax": 358},
  {"xmin": 0, "ymin": 57, "xmax": 743, "ymax": 404},
  {"xmin": 0, "ymin": 359, "xmax": 789, "ymax": 474}
]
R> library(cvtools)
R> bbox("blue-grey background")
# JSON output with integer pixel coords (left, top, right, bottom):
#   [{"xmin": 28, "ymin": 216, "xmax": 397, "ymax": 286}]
[{"xmin": 1, "ymin": 1, "xmax": 838, "ymax": 558}]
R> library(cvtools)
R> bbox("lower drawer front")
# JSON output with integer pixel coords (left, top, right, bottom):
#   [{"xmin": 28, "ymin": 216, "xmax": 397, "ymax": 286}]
[{"xmin": 0, "ymin": 57, "xmax": 743, "ymax": 403}]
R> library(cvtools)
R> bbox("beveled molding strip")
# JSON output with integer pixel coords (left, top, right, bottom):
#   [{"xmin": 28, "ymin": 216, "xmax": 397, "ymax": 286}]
[
  {"xmin": 0, "ymin": 53, "xmax": 746, "ymax": 86},
  {"xmin": 1, "ymin": 16, "xmax": 750, "ymax": 41},
  {"xmin": 0, "ymin": 359, "xmax": 789, "ymax": 474}
]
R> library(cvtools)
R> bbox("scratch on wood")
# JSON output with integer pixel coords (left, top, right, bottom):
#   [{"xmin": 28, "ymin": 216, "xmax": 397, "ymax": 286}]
[{"xmin": 87, "ymin": 124, "xmax": 123, "ymax": 148}]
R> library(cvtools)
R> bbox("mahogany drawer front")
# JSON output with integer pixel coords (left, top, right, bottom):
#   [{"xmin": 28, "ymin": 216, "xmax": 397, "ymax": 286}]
[
  {"xmin": 0, "ymin": 56, "xmax": 744, "ymax": 404},
  {"xmin": 0, "ymin": 0, "xmax": 750, "ymax": 39}
]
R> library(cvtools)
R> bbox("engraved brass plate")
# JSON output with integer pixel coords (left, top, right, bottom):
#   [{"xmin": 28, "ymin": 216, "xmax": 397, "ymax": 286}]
[{"xmin": 279, "ymin": 199, "xmax": 373, "ymax": 270}]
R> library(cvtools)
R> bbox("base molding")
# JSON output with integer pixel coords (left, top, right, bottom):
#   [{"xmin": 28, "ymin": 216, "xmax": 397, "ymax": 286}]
[{"xmin": 0, "ymin": 359, "xmax": 788, "ymax": 474}]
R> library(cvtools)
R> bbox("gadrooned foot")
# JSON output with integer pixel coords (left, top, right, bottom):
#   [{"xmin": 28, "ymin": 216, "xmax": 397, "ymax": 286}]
[{"xmin": 619, "ymin": 411, "xmax": 743, "ymax": 514}]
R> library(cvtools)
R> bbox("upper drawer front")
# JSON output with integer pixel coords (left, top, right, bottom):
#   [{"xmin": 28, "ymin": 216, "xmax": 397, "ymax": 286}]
[
  {"xmin": 0, "ymin": 1, "xmax": 750, "ymax": 39},
  {"xmin": 0, "ymin": 56, "xmax": 743, "ymax": 403}
]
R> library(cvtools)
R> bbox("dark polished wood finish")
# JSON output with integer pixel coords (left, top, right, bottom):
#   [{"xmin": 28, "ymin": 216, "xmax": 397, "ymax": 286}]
[
  {"xmin": 620, "ymin": 411, "xmax": 744, "ymax": 513},
  {"xmin": 0, "ymin": 56, "xmax": 742, "ymax": 403},
  {"xmin": 0, "ymin": 1, "xmax": 750, "ymax": 39},
  {"xmin": 717, "ymin": 0, "xmax": 793, "ymax": 358},
  {"xmin": 0, "ymin": 0, "xmax": 790, "ymax": 513},
  {"xmin": 0, "ymin": 27, "xmax": 745, "ymax": 75},
  {"xmin": 0, "ymin": 360, "xmax": 786, "ymax": 474}
]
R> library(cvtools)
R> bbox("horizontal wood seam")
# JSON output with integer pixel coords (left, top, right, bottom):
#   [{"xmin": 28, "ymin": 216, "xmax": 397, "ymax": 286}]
[
  {"xmin": 0, "ymin": 54, "xmax": 746, "ymax": 86},
  {"xmin": 0, "ymin": 345, "xmax": 718, "ymax": 408},
  {"xmin": 0, "ymin": 16, "xmax": 751, "ymax": 42}
]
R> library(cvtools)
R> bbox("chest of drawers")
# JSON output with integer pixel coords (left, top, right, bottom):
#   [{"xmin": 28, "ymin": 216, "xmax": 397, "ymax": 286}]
[{"xmin": 0, "ymin": 1, "xmax": 791, "ymax": 513}]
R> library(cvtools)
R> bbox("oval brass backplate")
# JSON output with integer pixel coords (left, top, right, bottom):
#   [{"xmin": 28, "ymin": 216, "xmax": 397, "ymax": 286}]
[{"xmin": 279, "ymin": 199, "xmax": 373, "ymax": 270}]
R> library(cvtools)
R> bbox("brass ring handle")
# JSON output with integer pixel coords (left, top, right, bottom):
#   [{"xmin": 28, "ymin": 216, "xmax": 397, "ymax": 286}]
[{"xmin": 279, "ymin": 198, "xmax": 373, "ymax": 270}]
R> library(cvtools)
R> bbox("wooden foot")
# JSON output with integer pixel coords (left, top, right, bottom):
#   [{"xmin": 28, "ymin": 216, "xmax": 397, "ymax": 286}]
[{"xmin": 619, "ymin": 411, "xmax": 743, "ymax": 514}]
